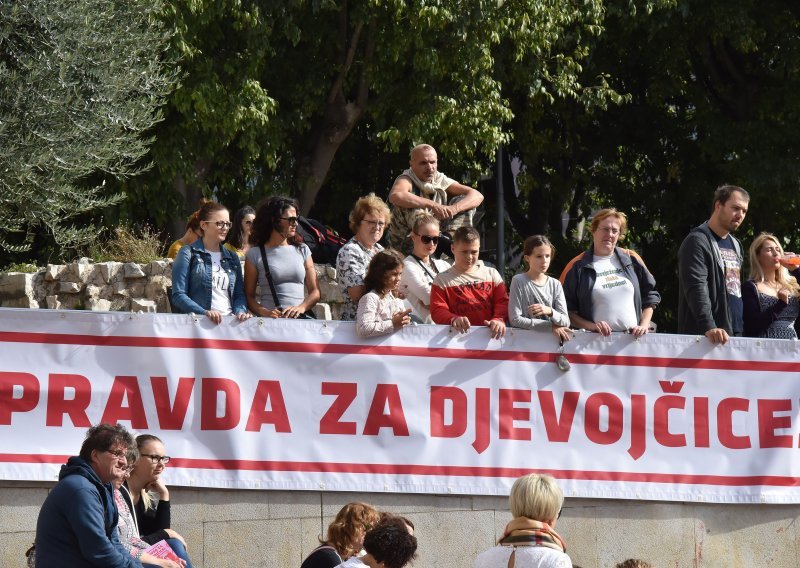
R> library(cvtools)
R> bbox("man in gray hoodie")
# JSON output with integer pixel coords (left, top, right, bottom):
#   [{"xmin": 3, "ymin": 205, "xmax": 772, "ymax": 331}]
[{"xmin": 678, "ymin": 185, "xmax": 750, "ymax": 344}]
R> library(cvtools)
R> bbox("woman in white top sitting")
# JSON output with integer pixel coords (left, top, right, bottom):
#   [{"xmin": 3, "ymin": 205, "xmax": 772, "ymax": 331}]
[
  {"xmin": 560, "ymin": 208, "xmax": 660, "ymax": 337},
  {"xmin": 244, "ymin": 196, "xmax": 320, "ymax": 319},
  {"xmin": 399, "ymin": 214, "xmax": 451, "ymax": 323},
  {"xmin": 356, "ymin": 250, "xmax": 412, "ymax": 338},
  {"xmin": 473, "ymin": 473, "xmax": 572, "ymax": 568}
]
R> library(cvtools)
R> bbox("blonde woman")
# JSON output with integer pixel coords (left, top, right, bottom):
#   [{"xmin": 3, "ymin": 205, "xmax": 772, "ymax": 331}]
[
  {"xmin": 473, "ymin": 473, "xmax": 572, "ymax": 568},
  {"xmin": 743, "ymin": 232, "xmax": 800, "ymax": 339}
]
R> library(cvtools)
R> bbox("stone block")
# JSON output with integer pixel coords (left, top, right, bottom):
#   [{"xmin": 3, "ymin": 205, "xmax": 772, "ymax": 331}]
[
  {"xmin": 147, "ymin": 260, "xmax": 171, "ymax": 277},
  {"xmin": 0, "ymin": 272, "xmax": 33, "ymax": 302},
  {"xmin": 88, "ymin": 298, "xmax": 112, "ymax": 312},
  {"xmin": 317, "ymin": 277, "xmax": 343, "ymax": 304},
  {"xmin": 113, "ymin": 281, "xmax": 129, "ymax": 296},
  {"xmin": 96, "ymin": 262, "xmax": 119, "ymax": 285},
  {"xmin": 46, "ymin": 295, "xmax": 61, "ymax": 310},
  {"xmin": 128, "ymin": 280, "xmax": 146, "ymax": 297},
  {"xmin": 0, "ymin": 530, "xmax": 36, "ymax": 568},
  {"xmin": 312, "ymin": 303, "xmax": 332, "ymax": 320},
  {"xmin": 145, "ymin": 275, "xmax": 170, "ymax": 300},
  {"xmin": 58, "ymin": 281, "xmax": 82, "ymax": 294},
  {"xmin": 66, "ymin": 261, "xmax": 89, "ymax": 282},
  {"xmin": 204, "ymin": 518, "xmax": 303, "ymax": 567},
  {"xmin": 123, "ymin": 262, "xmax": 146, "ymax": 279},
  {"xmin": 131, "ymin": 298, "xmax": 157, "ymax": 313},
  {"xmin": 85, "ymin": 284, "xmax": 101, "ymax": 300},
  {"xmin": 44, "ymin": 264, "xmax": 64, "ymax": 282}
]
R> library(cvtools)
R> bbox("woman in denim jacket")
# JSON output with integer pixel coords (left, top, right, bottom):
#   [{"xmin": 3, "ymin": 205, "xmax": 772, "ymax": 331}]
[{"xmin": 171, "ymin": 201, "xmax": 251, "ymax": 324}]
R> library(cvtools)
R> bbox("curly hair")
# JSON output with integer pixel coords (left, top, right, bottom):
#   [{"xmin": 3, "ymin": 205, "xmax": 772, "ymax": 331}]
[
  {"xmin": 323, "ymin": 502, "xmax": 381, "ymax": 559},
  {"xmin": 615, "ymin": 560, "xmax": 653, "ymax": 568},
  {"xmin": 348, "ymin": 193, "xmax": 391, "ymax": 234},
  {"xmin": 363, "ymin": 250, "xmax": 404, "ymax": 295},
  {"xmin": 363, "ymin": 515, "xmax": 418, "ymax": 568},
  {"xmin": 78, "ymin": 423, "xmax": 135, "ymax": 462},
  {"xmin": 250, "ymin": 196, "xmax": 302, "ymax": 247}
]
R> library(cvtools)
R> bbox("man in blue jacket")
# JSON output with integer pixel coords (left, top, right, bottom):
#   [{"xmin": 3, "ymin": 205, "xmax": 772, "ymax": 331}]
[
  {"xmin": 678, "ymin": 185, "xmax": 749, "ymax": 344},
  {"xmin": 35, "ymin": 423, "xmax": 142, "ymax": 568}
]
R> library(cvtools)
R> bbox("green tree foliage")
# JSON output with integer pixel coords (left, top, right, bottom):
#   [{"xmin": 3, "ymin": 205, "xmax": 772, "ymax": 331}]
[
  {"xmin": 0, "ymin": 0, "xmax": 177, "ymax": 259},
  {"xmin": 504, "ymin": 0, "xmax": 800, "ymax": 329},
  {"xmin": 125, "ymin": 0, "xmax": 618, "ymax": 226}
]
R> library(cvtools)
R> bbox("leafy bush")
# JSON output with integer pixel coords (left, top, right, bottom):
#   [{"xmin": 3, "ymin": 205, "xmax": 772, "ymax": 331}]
[
  {"xmin": 1, "ymin": 262, "xmax": 39, "ymax": 273},
  {"xmin": 88, "ymin": 225, "xmax": 166, "ymax": 264}
]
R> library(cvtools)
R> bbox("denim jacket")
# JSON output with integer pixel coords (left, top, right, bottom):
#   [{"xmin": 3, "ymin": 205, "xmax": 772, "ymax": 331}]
[{"xmin": 171, "ymin": 239, "xmax": 247, "ymax": 315}]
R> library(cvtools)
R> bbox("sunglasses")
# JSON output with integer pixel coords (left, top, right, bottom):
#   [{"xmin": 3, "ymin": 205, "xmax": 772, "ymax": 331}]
[
  {"xmin": 280, "ymin": 217, "xmax": 299, "ymax": 225},
  {"xmin": 418, "ymin": 234, "xmax": 440, "ymax": 245}
]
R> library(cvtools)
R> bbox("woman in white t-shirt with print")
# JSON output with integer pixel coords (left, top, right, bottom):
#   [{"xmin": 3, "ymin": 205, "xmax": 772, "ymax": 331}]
[
  {"xmin": 171, "ymin": 201, "xmax": 251, "ymax": 324},
  {"xmin": 560, "ymin": 208, "xmax": 660, "ymax": 337}
]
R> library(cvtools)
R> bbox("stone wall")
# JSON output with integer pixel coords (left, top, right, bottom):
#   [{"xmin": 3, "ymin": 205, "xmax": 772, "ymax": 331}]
[
  {"xmin": 0, "ymin": 260, "xmax": 345, "ymax": 319},
  {"xmin": 2, "ymin": 481, "xmax": 799, "ymax": 568}
]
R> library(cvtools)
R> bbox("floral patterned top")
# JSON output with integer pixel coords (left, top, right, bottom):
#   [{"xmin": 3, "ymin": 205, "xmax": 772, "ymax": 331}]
[
  {"xmin": 114, "ymin": 487, "xmax": 148, "ymax": 559},
  {"xmin": 335, "ymin": 238, "xmax": 384, "ymax": 321}
]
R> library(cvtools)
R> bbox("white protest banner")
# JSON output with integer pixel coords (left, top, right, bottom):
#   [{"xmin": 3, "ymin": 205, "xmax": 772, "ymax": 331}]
[{"xmin": 1, "ymin": 308, "xmax": 800, "ymax": 503}]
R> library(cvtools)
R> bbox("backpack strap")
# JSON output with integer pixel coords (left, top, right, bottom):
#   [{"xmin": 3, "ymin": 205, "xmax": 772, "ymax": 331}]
[{"xmin": 259, "ymin": 245, "xmax": 282, "ymax": 310}]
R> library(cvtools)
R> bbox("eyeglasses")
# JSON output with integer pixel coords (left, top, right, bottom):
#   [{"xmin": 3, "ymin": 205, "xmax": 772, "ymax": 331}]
[
  {"xmin": 140, "ymin": 453, "xmax": 171, "ymax": 464},
  {"xmin": 363, "ymin": 220, "xmax": 386, "ymax": 229},
  {"xmin": 104, "ymin": 449, "xmax": 128, "ymax": 460},
  {"xmin": 204, "ymin": 221, "xmax": 232, "ymax": 229},
  {"xmin": 280, "ymin": 217, "xmax": 299, "ymax": 225},
  {"xmin": 418, "ymin": 234, "xmax": 440, "ymax": 245}
]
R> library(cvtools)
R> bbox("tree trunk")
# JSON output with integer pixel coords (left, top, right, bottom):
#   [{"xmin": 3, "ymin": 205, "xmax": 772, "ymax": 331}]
[{"xmin": 167, "ymin": 159, "xmax": 209, "ymax": 240}]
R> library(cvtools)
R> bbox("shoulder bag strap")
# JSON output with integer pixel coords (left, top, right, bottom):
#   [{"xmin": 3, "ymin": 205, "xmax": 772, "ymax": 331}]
[{"xmin": 259, "ymin": 245, "xmax": 282, "ymax": 310}]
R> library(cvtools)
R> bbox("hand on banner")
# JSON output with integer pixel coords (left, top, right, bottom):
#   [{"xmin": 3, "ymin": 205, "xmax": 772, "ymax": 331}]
[
  {"xmin": 484, "ymin": 319, "xmax": 506, "ymax": 339},
  {"xmin": 204, "ymin": 310, "xmax": 223, "ymax": 325},
  {"xmin": 593, "ymin": 320, "xmax": 612, "ymax": 336},
  {"xmin": 451, "ymin": 316, "xmax": 470, "ymax": 334},
  {"xmin": 705, "ymin": 327, "xmax": 729, "ymax": 345}
]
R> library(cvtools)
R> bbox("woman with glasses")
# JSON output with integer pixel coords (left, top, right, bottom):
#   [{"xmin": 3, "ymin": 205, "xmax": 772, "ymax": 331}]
[
  {"xmin": 171, "ymin": 201, "xmax": 250, "ymax": 324},
  {"xmin": 244, "ymin": 196, "xmax": 320, "ymax": 318},
  {"xmin": 336, "ymin": 194, "xmax": 392, "ymax": 321},
  {"xmin": 399, "ymin": 214, "xmax": 451, "ymax": 323},
  {"xmin": 125, "ymin": 435, "xmax": 193, "ymax": 567},
  {"xmin": 113, "ymin": 447, "xmax": 186, "ymax": 568},
  {"xmin": 225, "ymin": 205, "xmax": 256, "ymax": 260}
]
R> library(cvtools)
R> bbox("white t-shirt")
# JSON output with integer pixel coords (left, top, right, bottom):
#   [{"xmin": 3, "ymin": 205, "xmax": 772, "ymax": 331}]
[
  {"xmin": 209, "ymin": 251, "xmax": 232, "ymax": 315},
  {"xmin": 590, "ymin": 254, "xmax": 637, "ymax": 331},
  {"xmin": 334, "ymin": 558, "xmax": 367, "ymax": 568},
  {"xmin": 473, "ymin": 545, "xmax": 572, "ymax": 568}
]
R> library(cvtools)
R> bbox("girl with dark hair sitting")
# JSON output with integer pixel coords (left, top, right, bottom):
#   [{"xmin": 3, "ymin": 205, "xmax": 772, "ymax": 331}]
[{"xmin": 355, "ymin": 250, "xmax": 412, "ymax": 337}]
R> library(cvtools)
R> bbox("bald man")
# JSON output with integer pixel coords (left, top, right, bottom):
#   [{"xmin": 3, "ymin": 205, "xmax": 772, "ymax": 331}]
[{"xmin": 388, "ymin": 144, "xmax": 484, "ymax": 254}]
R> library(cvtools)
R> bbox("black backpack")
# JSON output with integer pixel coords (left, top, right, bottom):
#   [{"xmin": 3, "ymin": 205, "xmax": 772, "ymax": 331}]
[{"xmin": 296, "ymin": 216, "xmax": 347, "ymax": 265}]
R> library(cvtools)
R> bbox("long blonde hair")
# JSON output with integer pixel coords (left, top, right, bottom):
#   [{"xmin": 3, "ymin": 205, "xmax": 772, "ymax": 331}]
[{"xmin": 748, "ymin": 233, "xmax": 800, "ymax": 297}]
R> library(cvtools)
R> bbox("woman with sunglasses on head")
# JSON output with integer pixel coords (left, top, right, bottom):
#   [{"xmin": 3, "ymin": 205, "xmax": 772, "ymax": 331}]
[
  {"xmin": 398, "ymin": 214, "xmax": 451, "ymax": 323},
  {"xmin": 244, "ymin": 196, "xmax": 320, "ymax": 318},
  {"xmin": 225, "ymin": 205, "xmax": 256, "ymax": 260},
  {"xmin": 125, "ymin": 435, "xmax": 193, "ymax": 567},
  {"xmin": 171, "ymin": 201, "xmax": 251, "ymax": 324},
  {"xmin": 336, "ymin": 194, "xmax": 392, "ymax": 321}
]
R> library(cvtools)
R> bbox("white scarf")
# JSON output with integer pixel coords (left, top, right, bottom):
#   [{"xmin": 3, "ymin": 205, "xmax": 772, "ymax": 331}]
[{"xmin": 399, "ymin": 168, "xmax": 454, "ymax": 204}]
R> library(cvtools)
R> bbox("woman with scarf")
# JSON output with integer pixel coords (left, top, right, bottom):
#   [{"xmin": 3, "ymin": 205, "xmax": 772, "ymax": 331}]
[{"xmin": 473, "ymin": 474, "xmax": 572, "ymax": 568}]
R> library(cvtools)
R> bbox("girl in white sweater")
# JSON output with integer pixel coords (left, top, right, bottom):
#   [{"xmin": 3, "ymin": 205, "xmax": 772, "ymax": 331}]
[{"xmin": 356, "ymin": 250, "xmax": 412, "ymax": 337}]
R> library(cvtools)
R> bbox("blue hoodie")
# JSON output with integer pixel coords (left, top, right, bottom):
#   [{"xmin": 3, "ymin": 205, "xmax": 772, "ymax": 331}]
[{"xmin": 35, "ymin": 456, "xmax": 141, "ymax": 568}]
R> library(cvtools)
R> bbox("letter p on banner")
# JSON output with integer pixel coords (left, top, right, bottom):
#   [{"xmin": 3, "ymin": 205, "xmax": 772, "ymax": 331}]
[{"xmin": 0, "ymin": 372, "xmax": 40, "ymax": 424}]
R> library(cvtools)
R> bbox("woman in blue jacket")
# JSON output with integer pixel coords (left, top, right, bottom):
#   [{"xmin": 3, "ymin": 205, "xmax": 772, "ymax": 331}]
[{"xmin": 171, "ymin": 201, "xmax": 251, "ymax": 324}]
